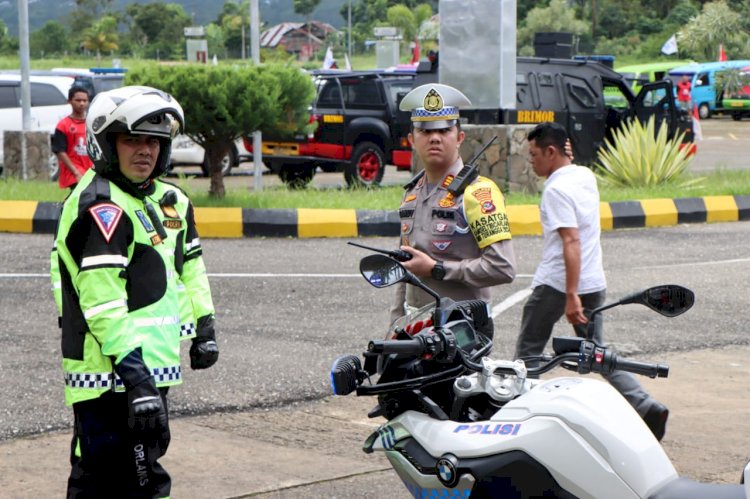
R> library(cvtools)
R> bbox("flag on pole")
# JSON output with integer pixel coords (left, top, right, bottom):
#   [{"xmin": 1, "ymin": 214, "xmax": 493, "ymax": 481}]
[
  {"xmin": 719, "ymin": 44, "xmax": 727, "ymax": 61},
  {"xmin": 661, "ymin": 34, "xmax": 678, "ymax": 55},
  {"xmin": 322, "ymin": 47, "xmax": 335, "ymax": 69}
]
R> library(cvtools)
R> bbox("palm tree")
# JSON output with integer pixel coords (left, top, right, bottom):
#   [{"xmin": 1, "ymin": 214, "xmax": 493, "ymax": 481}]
[{"xmin": 81, "ymin": 16, "xmax": 119, "ymax": 62}]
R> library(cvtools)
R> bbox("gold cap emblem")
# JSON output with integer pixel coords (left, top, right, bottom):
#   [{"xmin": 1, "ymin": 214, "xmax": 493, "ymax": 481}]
[{"xmin": 423, "ymin": 89, "xmax": 443, "ymax": 112}]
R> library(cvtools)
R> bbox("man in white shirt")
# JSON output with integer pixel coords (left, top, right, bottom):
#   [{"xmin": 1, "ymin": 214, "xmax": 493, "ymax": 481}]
[{"xmin": 514, "ymin": 122, "xmax": 669, "ymax": 441}]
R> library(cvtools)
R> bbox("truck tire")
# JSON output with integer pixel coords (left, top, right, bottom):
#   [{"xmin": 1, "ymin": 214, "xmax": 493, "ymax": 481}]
[
  {"xmin": 345, "ymin": 142, "xmax": 385, "ymax": 188},
  {"xmin": 201, "ymin": 147, "xmax": 237, "ymax": 177},
  {"xmin": 698, "ymin": 103, "xmax": 711, "ymax": 120},
  {"xmin": 279, "ymin": 164, "xmax": 315, "ymax": 189}
]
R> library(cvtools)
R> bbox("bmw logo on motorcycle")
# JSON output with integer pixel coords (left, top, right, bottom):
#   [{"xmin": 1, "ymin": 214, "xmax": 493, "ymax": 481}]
[{"xmin": 436, "ymin": 454, "xmax": 460, "ymax": 487}]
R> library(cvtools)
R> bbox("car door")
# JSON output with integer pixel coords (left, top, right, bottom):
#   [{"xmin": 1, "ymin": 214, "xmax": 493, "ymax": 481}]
[
  {"xmin": 561, "ymin": 73, "xmax": 606, "ymax": 165},
  {"xmin": 312, "ymin": 76, "xmax": 346, "ymax": 155},
  {"xmin": 632, "ymin": 80, "xmax": 680, "ymax": 138}
]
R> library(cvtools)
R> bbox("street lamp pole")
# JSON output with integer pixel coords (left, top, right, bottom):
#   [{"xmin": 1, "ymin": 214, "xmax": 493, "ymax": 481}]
[
  {"xmin": 348, "ymin": 0, "xmax": 352, "ymax": 63},
  {"xmin": 249, "ymin": 0, "xmax": 263, "ymax": 191}
]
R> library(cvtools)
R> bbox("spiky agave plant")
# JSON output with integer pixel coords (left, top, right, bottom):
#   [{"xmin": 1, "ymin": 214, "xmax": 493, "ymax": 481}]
[{"xmin": 595, "ymin": 116, "xmax": 700, "ymax": 188}]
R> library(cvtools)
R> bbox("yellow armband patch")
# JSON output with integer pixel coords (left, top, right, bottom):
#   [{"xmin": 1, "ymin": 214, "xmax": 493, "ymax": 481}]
[{"xmin": 464, "ymin": 177, "xmax": 512, "ymax": 248}]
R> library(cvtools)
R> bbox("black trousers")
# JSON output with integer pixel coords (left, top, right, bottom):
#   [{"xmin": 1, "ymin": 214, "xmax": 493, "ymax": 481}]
[{"xmin": 67, "ymin": 388, "xmax": 171, "ymax": 499}]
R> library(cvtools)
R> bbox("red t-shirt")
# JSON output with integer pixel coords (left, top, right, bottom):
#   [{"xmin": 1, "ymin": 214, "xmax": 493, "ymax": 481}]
[
  {"xmin": 51, "ymin": 116, "xmax": 94, "ymax": 189},
  {"xmin": 677, "ymin": 80, "xmax": 692, "ymax": 102}
]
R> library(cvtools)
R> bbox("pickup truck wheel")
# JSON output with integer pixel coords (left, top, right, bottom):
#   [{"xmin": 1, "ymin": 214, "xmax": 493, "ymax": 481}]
[
  {"xmin": 345, "ymin": 142, "xmax": 385, "ymax": 188},
  {"xmin": 698, "ymin": 103, "xmax": 711, "ymax": 120},
  {"xmin": 279, "ymin": 165, "xmax": 315, "ymax": 189},
  {"xmin": 201, "ymin": 147, "xmax": 237, "ymax": 177}
]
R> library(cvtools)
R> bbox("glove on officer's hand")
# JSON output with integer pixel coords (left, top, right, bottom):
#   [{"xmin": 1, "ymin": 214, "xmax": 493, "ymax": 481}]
[
  {"xmin": 115, "ymin": 348, "xmax": 168, "ymax": 432},
  {"xmin": 190, "ymin": 315, "xmax": 219, "ymax": 370}
]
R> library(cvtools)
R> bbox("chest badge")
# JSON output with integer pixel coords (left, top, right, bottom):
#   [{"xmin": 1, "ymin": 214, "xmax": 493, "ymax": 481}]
[
  {"xmin": 432, "ymin": 240, "xmax": 452, "ymax": 251},
  {"xmin": 135, "ymin": 210, "xmax": 154, "ymax": 233},
  {"xmin": 89, "ymin": 203, "xmax": 123, "ymax": 243},
  {"xmin": 435, "ymin": 222, "xmax": 448, "ymax": 233},
  {"xmin": 439, "ymin": 193, "xmax": 456, "ymax": 208}
]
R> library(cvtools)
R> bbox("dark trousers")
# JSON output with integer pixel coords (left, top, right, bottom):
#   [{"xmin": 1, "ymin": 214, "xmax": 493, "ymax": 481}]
[
  {"xmin": 67, "ymin": 389, "xmax": 171, "ymax": 499},
  {"xmin": 514, "ymin": 285, "xmax": 653, "ymax": 416}
]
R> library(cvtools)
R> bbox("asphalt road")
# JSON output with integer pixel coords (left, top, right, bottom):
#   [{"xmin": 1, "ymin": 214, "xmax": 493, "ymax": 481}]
[{"xmin": 1, "ymin": 221, "xmax": 749, "ymax": 442}]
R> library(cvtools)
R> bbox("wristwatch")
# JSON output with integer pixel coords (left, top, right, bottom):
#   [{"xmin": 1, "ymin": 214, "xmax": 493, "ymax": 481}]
[{"xmin": 431, "ymin": 260, "xmax": 446, "ymax": 280}]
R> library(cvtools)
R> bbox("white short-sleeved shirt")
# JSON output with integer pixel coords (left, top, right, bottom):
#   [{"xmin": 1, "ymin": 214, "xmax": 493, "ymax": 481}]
[{"xmin": 531, "ymin": 165, "xmax": 606, "ymax": 294}]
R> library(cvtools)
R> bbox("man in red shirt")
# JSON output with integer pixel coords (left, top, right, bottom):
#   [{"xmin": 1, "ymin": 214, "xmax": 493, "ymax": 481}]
[
  {"xmin": 52, "ymin": 87, "xmax": 94, "ymax": 190},
  {"xmin": 676, "ymin": 74, "xmax": 692, "ymax": 113}
]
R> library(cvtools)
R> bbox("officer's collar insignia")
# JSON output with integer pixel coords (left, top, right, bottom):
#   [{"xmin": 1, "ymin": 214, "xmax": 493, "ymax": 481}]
[
  {"xmin": 441, "ymin": 175, "xmax": 455, "ymax": 189},
  {"xmin": 161, "ymin": 204, "xmax": 179, "ymax": 219},
  {"xmin": 423, "ymin": 88, "xmax": 444, "ymax": 112},
  {"xmin": 135, "ymin": 210, "xmax": 155, "ymax": 233},
  {"xmin": 404, "ymin": 194, "xmax": 417, "ymax": 203},
  {"xmin": 439, "ymin": 193, "xmax": 456, "ymax": 208},
  {"xmin": 88, "ymin": 203, "xmax": 123, "ymax": 243}
]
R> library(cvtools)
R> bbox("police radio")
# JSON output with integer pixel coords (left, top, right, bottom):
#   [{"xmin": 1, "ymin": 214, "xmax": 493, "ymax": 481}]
[{"xmin": 447, "ymin": 135, "xmax": 498, "ymax": 196}]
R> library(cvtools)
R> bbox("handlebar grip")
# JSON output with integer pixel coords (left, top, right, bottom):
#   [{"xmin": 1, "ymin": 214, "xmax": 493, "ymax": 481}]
[
  {"xmin": 368, "ymin": 338, "xmax": 424, "ymax": 355},
  {"xmin": 613, "ymin": 356, "xmax": 669, "ymax": 378}
]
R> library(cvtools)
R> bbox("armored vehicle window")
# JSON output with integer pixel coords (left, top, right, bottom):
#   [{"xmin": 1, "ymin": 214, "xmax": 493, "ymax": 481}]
[
  {"xmin": 316, "ymin": 79, "xmax": 343, "ymax": 108},
  {"xmin": 539, "ymin": 73, "xmax": 554, "ymax": 86},
  {"xmin": 0, "ymin": 85, "xmax": 18, "ymax": 109},
  {"xmin": 30, "ymin": 83, "xmax": 67, "ymax": 107},
  {"xmin": 567, "ymin": 80, "xmax": 597, "ymax": 109}
]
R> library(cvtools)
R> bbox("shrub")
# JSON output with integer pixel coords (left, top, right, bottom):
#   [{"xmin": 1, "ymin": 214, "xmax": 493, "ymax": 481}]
[{"xmin": 595, "ymin": 116, "xmax": 700, "ymax": 188}]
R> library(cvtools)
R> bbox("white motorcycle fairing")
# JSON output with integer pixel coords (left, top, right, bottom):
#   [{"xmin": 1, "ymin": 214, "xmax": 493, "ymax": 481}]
[{"xmin": 368, "ymin": 376, "xmax": 677, "ymax": 499}]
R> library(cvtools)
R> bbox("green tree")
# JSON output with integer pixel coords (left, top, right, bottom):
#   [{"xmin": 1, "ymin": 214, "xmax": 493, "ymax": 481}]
[
  {"xmin": 68, "ymin": 0, "xmax": 116, "ymax": 39},
  {"xmin": 677, "ymin": 0, "xmax": 749, "ymax": 59},
  {"xmin": 30, "ymin": 21, "xmax": 70, "ymax": 58},
  {"xmin": 216, "ymin": 0, "xmax": 250, "ymax": 58},
  {"xmin": 124, "ymin": 2, "xmax": 191, "ymax": 60},
  {"xmin": 386, "ymin": 5, "xmax": 416, "ymax": 53},
  {"xmin": 518, "ymin": 0, "xmax": 589, "ymax": 55},
  {"xmin": 126, "ymin": 64, "xmax": 315, "ymax": 198},
  {"xmin": 81, "ymin": 16, "xmax": 119, "ymax": 61}
]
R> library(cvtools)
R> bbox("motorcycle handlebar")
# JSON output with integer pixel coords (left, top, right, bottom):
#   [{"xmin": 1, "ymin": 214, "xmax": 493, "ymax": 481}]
[
  {"xmin": 613, "ymin": 356, "xmax": 669, "ymax": 378},
  {"xmin": 368, "ymin": 338, "xmax": 425, "ymax": 355}
]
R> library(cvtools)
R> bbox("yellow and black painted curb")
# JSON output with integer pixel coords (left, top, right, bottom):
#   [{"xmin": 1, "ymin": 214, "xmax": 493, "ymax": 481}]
[{"xmin": 2, "ymin": 195, "xmax": 749, "ymax": 238}]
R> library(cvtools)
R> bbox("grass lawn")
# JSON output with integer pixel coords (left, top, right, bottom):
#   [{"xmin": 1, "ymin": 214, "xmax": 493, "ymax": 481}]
[{"xmin": 2, "ymin": 168, "xmax": 749, "ymax": 209}]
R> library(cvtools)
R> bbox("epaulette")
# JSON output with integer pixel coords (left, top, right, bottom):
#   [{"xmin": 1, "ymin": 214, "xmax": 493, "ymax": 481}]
[{"xmin": 403, "ymin": 169, "xmax": 425, "ymax": 190}]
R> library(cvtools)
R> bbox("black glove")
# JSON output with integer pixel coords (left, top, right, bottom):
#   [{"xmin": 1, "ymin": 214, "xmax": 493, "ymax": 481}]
[
  {"xmin": 115, "ymin": 348, "xmax": 168, "ymax": 432},
  {"xmin": 190, "ymin": 314, "xmax": 219, "ymax": 370}
]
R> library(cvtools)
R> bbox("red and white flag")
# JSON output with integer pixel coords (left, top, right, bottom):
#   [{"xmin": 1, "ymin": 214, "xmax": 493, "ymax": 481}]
[
  {"xmin": 692, "ymin": 105, "xmax": 703, "ymax": 142},
  {"xmin": 719, "ymin": 44, "xmax": 727, "ymax": 62}
]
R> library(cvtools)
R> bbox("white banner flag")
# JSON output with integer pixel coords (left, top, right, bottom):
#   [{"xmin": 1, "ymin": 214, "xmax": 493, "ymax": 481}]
[
  {"xmin": 661, "ymin": 35, "xmax": 678, "ymax": 55},
  {"xmin": 322, "ymin": 47, "xmax": 335, "ymax": 69}
]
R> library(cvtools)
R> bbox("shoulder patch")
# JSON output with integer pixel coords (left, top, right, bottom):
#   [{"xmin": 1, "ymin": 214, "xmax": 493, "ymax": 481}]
[{"xmin": 88, "ymin": 203, "xmax": 123, "ymax": 243}]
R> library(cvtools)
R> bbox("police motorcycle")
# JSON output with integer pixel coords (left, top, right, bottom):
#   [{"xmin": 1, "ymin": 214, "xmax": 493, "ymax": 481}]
[{"xmin": 330, "ymin": 253, "xmax": 750, "ymax": 498}]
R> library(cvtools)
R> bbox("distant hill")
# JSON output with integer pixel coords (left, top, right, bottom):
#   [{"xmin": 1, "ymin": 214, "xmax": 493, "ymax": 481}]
[{"xmin": 1, "ymin": 0, "xmax": 348, "ymax": 38}]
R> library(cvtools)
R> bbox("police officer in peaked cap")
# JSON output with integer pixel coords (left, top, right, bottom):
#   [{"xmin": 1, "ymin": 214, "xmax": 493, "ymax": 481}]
[{"xmin": 389, "ymin": 83, "xmax": 517, "ymax": 325}]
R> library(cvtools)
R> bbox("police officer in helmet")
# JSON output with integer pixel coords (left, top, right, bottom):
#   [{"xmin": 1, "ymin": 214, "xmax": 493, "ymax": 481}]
[{"xmin": 53, "ymin": 86, "xmax": 218, "ymax": 498}]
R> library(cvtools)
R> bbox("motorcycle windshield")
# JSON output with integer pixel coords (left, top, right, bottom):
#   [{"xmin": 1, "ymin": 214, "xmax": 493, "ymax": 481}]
[{"xmin": 387, "ymin": 302, "xmax": 435, "ymax": 339}]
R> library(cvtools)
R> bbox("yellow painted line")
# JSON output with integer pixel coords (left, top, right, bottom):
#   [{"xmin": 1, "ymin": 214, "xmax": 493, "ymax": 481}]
[
  {"xmin": 600, "ymin": 202, "xmax": 614, "ymax": 231},
  {"xmin": 703, "ymin": 196, "xmax": 738, "ymax": 223},
  {"xmin": 0, "ymin": 201, "xmax": 36, "ymax": 233},
  {"xmin": 640, "ymin": 198, "xmax": 678, "ymax": 227},
  {"xmin": 298, "ymin": 209, "xmax": 358, "ymax": 238},
  {"xmin": 194, "ymin": 207, "xmax": 243, "ymax": 238},
  {"xmin": 507, "ymin": 205, "xmax": 541, "ymax": 236},
  {"xmin": 729, "ymin": 132, "xmax": 738, "ymax": 140}
]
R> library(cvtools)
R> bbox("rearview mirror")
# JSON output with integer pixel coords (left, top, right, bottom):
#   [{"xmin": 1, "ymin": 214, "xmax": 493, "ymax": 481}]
[
  {"xmin": 620, "ymin": 285, "xmax": 694, "ymax": 317},
  {"xmin": 359, "ymin": 254, "xmax": 406, "ymax": 288}
]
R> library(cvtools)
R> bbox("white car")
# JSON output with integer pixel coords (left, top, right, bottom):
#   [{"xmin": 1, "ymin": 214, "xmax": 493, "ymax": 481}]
[
  {"xmin": 0, "ymin": 73, "xmax": 75, "ymax": 176},
  {"xmin": 169, "ymin": 135, "xmax": 252, "ymax": 177}
]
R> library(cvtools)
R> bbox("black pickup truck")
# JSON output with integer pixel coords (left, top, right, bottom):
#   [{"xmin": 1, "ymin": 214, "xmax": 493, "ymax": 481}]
[{"xmin": 245, "ymin": 69, "xmax": 416, "ymax": 187}]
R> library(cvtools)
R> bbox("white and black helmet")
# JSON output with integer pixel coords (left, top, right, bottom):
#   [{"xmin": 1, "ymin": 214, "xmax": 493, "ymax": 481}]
[{"xmin": 86, "ymin": 85, "xmax": 185, "ymax": 179}]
